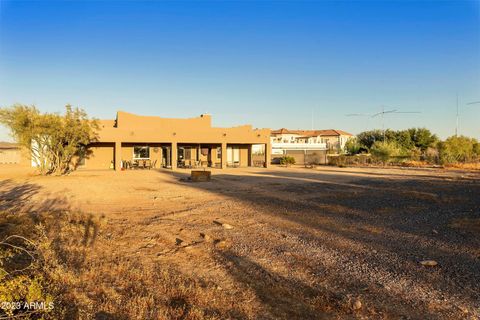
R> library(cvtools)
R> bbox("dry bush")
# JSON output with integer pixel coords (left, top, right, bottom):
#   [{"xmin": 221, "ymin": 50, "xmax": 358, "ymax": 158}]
[
  {"xmin": 444, "ymin": 162, "xmax": 480, "ymax": 171},
  {"xmin": 0, "ymin": 211, "xmax": 244, "ymax": 320},
  {"xmin": 400, "ymin": 160, "xmax": 431, "ymax": 167}
]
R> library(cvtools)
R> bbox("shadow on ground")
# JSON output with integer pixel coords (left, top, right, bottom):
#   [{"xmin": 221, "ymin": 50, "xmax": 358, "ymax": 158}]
[{"xmin": 165, "ymin": 168, "xmax": 480, "ymax": 319}]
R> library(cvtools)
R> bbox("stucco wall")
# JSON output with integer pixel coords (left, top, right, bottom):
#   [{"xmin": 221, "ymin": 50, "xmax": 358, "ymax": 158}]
[{"xmin": 85, "ymin": 143, "xmax": 115, "ymax": 169}]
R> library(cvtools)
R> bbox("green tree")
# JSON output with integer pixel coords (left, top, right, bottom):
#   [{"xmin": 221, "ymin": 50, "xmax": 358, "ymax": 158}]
[
  {"xmin": 0, "ymin": 104, "xmax": 98, "ymax": 175},
  {"xmin": 357, "ymin": 130, "xmax": 384, "ymax": 150},
  {"xmin": 407, "ymin": 128, "xmax": 438, "ymax": 151},
  {"xmin": 392, "ymin": 130, "xmax": 414, "ymax": 151}
]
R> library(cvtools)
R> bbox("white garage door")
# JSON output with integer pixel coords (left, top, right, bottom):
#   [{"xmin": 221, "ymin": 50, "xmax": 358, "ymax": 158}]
[{"xmin": 0, "ymin": 149, "xmax": 21, "ymax": 164}]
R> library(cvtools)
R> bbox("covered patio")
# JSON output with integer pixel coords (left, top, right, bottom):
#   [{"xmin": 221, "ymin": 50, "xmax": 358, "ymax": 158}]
[{"xmin": 116, "ymin": 142, "xmax": 268, "ymax": 170}]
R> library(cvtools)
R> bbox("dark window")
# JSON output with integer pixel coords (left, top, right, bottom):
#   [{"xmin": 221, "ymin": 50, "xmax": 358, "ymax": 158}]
[{"xmin": 134, "ymin": 146, "xmax": 149, "ymax": 159}]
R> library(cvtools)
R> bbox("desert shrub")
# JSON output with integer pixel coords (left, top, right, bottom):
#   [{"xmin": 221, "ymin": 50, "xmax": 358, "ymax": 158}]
[
  {"xmin": 344, "ymin": 138, "xmax": 363, "ymax": 155},
  {"xmin": 327, "ymin": 154, "xmax": 372, "ymax": 167},
  {"xmin": 355, "ymin": 128, "xmax": 439, "ymax": 164},
  {"xmin": 438, "ymin": 136, "xmax": 480, "ymax": 164},
  {"xmin": 0, "ymin": 232, "xmax": 56, "ymax": 319},
  {"xmin": 0, "ymin": 209, "xmax": 252, "ymax": 320},
  {"xmin": 370, "ymin": 141, "xmax": 405, "ymax": 164},
  {"xmin": 280, "ymin": 156, "xmax": 296, "ymax": 166}
]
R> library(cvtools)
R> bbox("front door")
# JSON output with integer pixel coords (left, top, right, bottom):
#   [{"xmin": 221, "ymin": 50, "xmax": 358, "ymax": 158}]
[{"xmin": 227, "ymin": 147, "xmax": 240, "ymax": 166}]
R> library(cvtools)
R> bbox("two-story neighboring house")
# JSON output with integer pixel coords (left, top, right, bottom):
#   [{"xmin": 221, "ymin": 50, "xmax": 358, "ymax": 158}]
[{"xmin": 270, "ymin": 128, "xmax": 353, "ymax": 164}]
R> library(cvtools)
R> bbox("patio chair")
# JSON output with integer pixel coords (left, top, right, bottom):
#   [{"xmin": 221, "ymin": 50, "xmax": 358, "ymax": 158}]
[
  {"xmin": 145, "ymin": 159, "xmax": 152, "ymax": 169},
  {"xmin": 151, "ymin": 159, "xmax": 157, "ymax": 169},
  {"xmin": 132, "ymin": 160, "xmax": 139, "ymax": 169}
]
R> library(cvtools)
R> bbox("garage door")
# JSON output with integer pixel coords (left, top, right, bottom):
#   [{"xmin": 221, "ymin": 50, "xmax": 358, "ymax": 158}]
[{"xmin": 0, "ymin": 149, "xmax": 21, "ymax": 164}]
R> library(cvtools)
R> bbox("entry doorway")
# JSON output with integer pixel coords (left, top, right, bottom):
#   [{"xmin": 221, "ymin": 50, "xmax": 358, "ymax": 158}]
[{"xmin": 226, "ymin": 146, "xmax": 240, "ymax": 167}]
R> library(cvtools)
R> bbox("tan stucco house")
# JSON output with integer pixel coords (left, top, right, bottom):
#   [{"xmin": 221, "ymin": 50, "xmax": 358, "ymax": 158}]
[{"xmin": 80, "ymin": 111, "xmax": 271, "ymax": 170}]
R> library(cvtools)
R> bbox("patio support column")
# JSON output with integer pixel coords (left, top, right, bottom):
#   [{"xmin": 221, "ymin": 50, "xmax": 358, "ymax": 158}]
[
  {"xmin": 221, "ymin": 142, "xmax": 227, "ymax": 169},
  {"xmin": 115, "ymin": 141, "xmax": 122, "ymax": 171},
  {"xmin": 171, "ymin": 142, "xmax": 177, "ymax": 170},
  {"xmin": 264, "ymin": 141, "xmax": 271, "ymax": 168}
]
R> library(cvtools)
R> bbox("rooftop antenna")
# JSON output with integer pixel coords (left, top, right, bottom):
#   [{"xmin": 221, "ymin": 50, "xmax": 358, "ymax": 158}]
[
  {"xmin": 371, "ymin": 105, "xmax": 421, "ymax": 142},
  {"xmin": 345, "ymin": 113, "xmax": 372, "ymax": 131}
]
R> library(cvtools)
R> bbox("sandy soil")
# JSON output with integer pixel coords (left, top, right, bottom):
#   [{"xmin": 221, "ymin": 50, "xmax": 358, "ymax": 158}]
[{"xmin": 1, "ymin": 165, "xmax": 479, "ymax": 319}]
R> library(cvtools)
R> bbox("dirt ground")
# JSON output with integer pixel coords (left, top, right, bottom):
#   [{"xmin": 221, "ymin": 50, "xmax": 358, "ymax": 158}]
[{"xmin": 1, "ymin": 165, "xmax": 479, "ymax": 319}]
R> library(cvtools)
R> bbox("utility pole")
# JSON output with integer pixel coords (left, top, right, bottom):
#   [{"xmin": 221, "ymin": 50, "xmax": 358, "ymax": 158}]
[
  {"xmin": 311, "ymin": 108, "xmax": 314, "ymax": 131},
  {"xmin": 455, "ymin": 98, "xmax": 479, "ymax": 137},
  {"xmin": 455, "ymin": 93, "xmax": 459, "ymax": 136},
  {"xmin": 381, "ymin": 105, "xmax": 385, "ymax": 142}
]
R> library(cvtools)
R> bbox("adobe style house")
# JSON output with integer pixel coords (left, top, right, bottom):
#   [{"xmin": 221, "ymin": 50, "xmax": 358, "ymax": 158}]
[
  {"xmin": 80, "ymin": 111, "xmax": 271, "ymax": 170},
  {"xmin": 270, "ymin": 128, "xmax": 353, "ymax": 164}
]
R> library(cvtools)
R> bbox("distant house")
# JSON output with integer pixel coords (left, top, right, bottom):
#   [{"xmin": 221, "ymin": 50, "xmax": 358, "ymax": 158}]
[
  {"xmin": 270, "ymin": 128, "xmax": 353, "ymax": 164},
  {"xmin": 0, "ymin": 142, "xmax": 21, "ymax": 164}
]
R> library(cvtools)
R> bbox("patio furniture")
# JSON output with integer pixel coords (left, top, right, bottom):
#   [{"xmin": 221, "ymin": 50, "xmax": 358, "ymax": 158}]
[
  {"xmin": 151, "ymin": 159, "xmax": 157, "ymax": 169},
  {"xmin": 253, "ymin": 160, "xmax": 265, "ymax": 167},
  {"xmin": 145, "ymin": 159, "xmax": 152, "ymax": 169},
  {"xmin": 131, "ymin": 160, "xmax": 139, "ymax": 169}
]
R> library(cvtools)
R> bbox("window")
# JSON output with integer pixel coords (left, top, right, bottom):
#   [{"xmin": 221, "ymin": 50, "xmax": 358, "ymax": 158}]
[{"xmin": 133, "ymin": 146, "xmax": 149, "ymax": 159}]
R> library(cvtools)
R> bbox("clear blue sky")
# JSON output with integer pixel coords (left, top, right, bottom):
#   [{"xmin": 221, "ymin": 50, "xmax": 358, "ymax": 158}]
[{"xmin": 0, "ymin": 1, "xmax": 479, "ymax": 141}]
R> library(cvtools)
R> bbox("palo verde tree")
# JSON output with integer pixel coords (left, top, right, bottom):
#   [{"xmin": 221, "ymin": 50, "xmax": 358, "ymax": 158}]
[{"xmin": 0, "ymin": 104, "xmax": 98, "ymax": 175}]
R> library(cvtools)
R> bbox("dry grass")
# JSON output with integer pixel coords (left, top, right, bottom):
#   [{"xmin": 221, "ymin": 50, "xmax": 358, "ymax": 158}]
[
  {"xmin": 445, "ymin": 162, "xmax": 480, "ymax": 170},
  {"xmin": 400, "ymin": 160, "xmax": 431, "ymax": 168},
  {"xmin": 1, "ymin": 166, "xmax": 479, "ymax": 319},
  {"xmin": 0, "ymin": 211, "xmax": 252, "ymax": 319}
]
